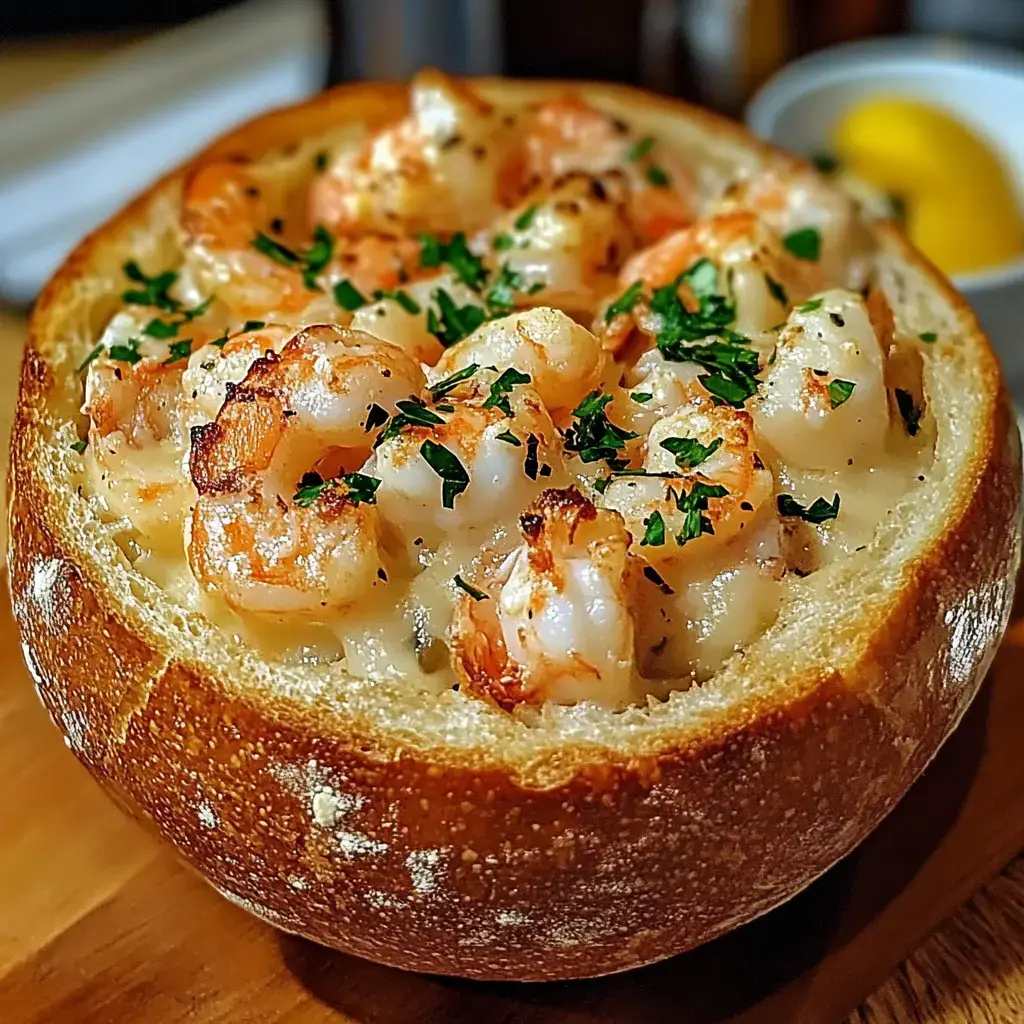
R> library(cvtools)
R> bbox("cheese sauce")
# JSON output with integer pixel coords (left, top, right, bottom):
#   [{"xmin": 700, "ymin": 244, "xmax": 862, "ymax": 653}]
[{"xmin": 72, "ymin": 71, "xmax": 935, "ymax": 710}]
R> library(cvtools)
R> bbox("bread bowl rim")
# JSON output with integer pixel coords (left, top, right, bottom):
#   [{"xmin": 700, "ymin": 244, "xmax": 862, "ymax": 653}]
[{"xmin": 10, "ymin": 74, "xmax": 1020, "ymax": 790}]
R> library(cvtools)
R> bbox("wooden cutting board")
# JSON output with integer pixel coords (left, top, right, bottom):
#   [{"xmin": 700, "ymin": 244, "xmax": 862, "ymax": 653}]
[{"xmin": 0, "ymin": 582, "xmax": 1023, "ymax": 1024}]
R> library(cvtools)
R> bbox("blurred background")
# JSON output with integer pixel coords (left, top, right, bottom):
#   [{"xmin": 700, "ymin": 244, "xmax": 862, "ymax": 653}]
[{"xmin": 4, "ymin": 0, "xmax": 1024, "ymax": 325}]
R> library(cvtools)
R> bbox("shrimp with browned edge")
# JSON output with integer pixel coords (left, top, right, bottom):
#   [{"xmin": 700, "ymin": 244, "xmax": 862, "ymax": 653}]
[
  {"xmin": 451, "ymin": 487, "xmax": 636, "ymax": 709},
  {"xmin": 187, "ymin": 324, "xmax": 425, "ymax": 615}
]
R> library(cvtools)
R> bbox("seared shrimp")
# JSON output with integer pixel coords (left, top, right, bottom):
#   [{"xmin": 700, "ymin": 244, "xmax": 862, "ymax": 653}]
[
  {"xmin": 183, "ymin": 157, "xmax": 422, "ymax": 320},
  {"xmin": 602, "ymin": 210, "xmax": 823, "ymax": 353},
  {"xmin": 432, "ymin": 307, "xmax": 606, "ymax": 422},
  {"xmin": 451, "ymin": 487, "xmax": 636, "ymax": 708},
  {"xmin": 485, "ymin": 171, "xmax": 634, "ymax": 315},
  {"xmin": 372, "ymin": 367, "xmax": 565, "ymax": 551},
  {"xmin": 752, "ymin": 288, "xmax": 890, "ymax": 471},
  {"xmin": 310, "ymin": 69, "xmax": 517, "ymax": 236},
  {"xmin": 187, "ymin": 324, "xmax": 425, "ymax": 615},
  {"xmin": 520, "ymin": 95, "xmax": 694, "ymax": 243},
  {"xmin": 715, "ymin": 161, "xmax": 874, "ymax": 287},
  {"xmin": 602, "ymin": 396, "xmax": 774, "ymax": 564}
]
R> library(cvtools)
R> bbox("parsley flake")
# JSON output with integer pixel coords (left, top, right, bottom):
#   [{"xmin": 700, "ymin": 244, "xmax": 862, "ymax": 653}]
[
  {"xmin": 419, "ymin": 232, "xmax": 486, "ymax": 290},
  {"xmin": 673, "ymin": 480, "xmax": 728, "ymax": 544},
  {"xmin": 563, "ymin": 391, "xmax": 639, "ymax": 469},
  {"xmin": 364, "ymin": 403, "xmax": 389, "ymax": 432},
  {"xmin": 627, "ymin": 135, "xmax": 656, "ymax": 162},
  {"xmin": 163, "ymin": 339, "xmax": 194, "ymax": 365},
  {"xmin": 782, "ymin": 227, "xmax": 821, "ymax": 262},
  {"xmin": 827, "ymin": 378, "xmax": 856, "ymax": 409},
  {"xmin": 143, "ymin": 317, "xmax": 179, "ymax": 339},
  {"xmin": 524, "ymin": 433, "xmax": 540, "ymax": 480},
  {"xmin": 76, "ymin": 343, "xmax": 105, "ymax": 374},
  {"xmin": 70, "ymin": 439, "xmax": 88, "ymax": 454},
  {"xmin": 108, "ymin": 339, "xmax": 142, "ymax": 365},
  {"xmin": 427, "ymin": 289, "xmax": 487, "ymax": 346},
  {"xmin": 253, "ymin": 231, "xmax": 301, "ymax": 267},
  {"xmin": 430, "ymin": 363, "xmax": 480, "ymax": 402},
  {"xmin": 242, "ymin": 320, "xmax": 266, "ymax": 332},
  {"xmin": 482, "ymin": 367, "xmax": 531, "ymax": 417},
  {"xmin": 641, "ymin": 510, "xmax": 666, "ymax": 547},
  {"xmin": 493, "ymin": 232, "xmax": 514, "ymax": 251},
  {"xmin": 777, "ymin": 492, "xmax": 840, "ymax": 523},
  {"xmin": 630, "ymin": 392, "xmax": 653, "ymax": 404},
  {"xmin": 796, "ymin": 297, "xmax": 824, "ymax": 313},
  {"xmin": 420, "ymin": 440, "xmax": 470, "ymax": 508},
  {"xmin": 645, "ymin": 164, "xmax": 671, "ymax": 188},
  {"xmin": 334, "ymin": 279, "xmax": 367, "ymax": 311},
  {"xmin": 496, "ymin": 429, "xmax": 522, "ymax": 446},
  {"xmin": 514, "ymin": 204, "xmax": 540, "ymax": 230},
  {"xmin": 293, "ymin": 470, "xmax": 381, "ymax": 508},
  {"xmin": 659, "ymin": 435, "xmax": 723, "ymax": 470},
  {"xmin": 454, "ymin": 574, "xmax": 488, "ymax": 601},
  {"xmin": 919, "ymin": 331, "xmax": 937, "ymax": 343},
  {"xmin": 374, "ymin": 288, "xmax": 421, "ymax": 315},
  {"xmin": 765, "ymin": 273, "xmax": 788, "ymax": 308},
  {"xmin": 314, "ymin": 150, "xmax": 329, "ymax": 173},
  {"xmin": 121, "ymin": 261, "xmax": 180, "ymax": 312},
  {"xmin": 605, "ymin": 280, "xmax": 644, "ymax": 323},
  {"xmin": 484, "ymin": 264, "xmax": 523, "ymax": 317}
]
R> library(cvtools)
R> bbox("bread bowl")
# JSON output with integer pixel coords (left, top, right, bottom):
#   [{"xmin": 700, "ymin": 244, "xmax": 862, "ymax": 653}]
[{"xmin": 7, "ymin": 72, "xmax": 1021, "ymax": 982}]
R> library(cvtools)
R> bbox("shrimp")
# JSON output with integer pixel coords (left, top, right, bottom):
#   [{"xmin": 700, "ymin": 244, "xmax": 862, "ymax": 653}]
[
  {"xmin": 519, "ymin": 95, "xmax": 694, "ymax": 243},
  {"xmin": 751, "ymin": 288, "xmax": 890, "ymax": 471},
  {"xmin": 80, "ymin": 312, "xmax": 207, "ymax": 547},
  {"xmin": 310, "ymin": 69, "xmax": 517, "ymax": 236},
  {"xmin": 182, "ymin": 157, "xmax": 422, "ymax": 320},
  {"xmin": 601, "ymin": 395, "xmax": 774, "ymax": 565},
  {"xmin": 432, "ymin": 307, "xmax": 607, "ymax": 422},
  {"xmin": 187, "ymin": 324, "xmax": 425, "ymax": 615},
  {"xmin": 714, "ymin": 161, "xmax": 875, "ymax": 288},
  {"xmin": 371, "ymin": 366, "xmax": 565, "ymax": 552},
  {"xmin": 451, "ymin": 487, "xmax": 636, "ymax": 708},
  {"xmin": 484, "ymin": 171, "xmax": 635, "ymax": 315},
  {"xmin": 601, "ymin": 210, "xmax": 823, "ymax": 354}
]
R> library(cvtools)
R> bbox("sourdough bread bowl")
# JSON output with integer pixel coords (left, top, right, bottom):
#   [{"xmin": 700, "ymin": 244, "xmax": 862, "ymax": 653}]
[{"xmin": 8, "ymin": 77, "xmax": 1022, "ymax": 982}]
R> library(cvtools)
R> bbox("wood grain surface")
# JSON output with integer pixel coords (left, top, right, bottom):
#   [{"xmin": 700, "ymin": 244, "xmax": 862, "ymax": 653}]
[{"xmin": 0, "ymin": 307, "xmax": 1022, "ymax": 1021}]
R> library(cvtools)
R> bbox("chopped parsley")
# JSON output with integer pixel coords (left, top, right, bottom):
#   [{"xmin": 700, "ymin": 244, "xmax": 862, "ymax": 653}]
[
  {"xmin": 827, "ymin": 378, "xmax": 856, "ymax": 409},
  {"xmin": 454, "ymin": 574, "xmax": 488, "ymax": 601},
  {"xmin": 659, "ymin": 435, "xmax": 723, "ymax": 470},
  {"xmin": 493, "ymin": 232, "xmax": 514, "ymax": 251},
  {"xmin": 252, "ymin": 231, "xmax": 301, "ymax": 267},
  {"xmin": 496, "ymin": 429, "xmax": 522, "ymax": 446},
  {"xmin": 796, "ymin": 297, "xmax": 824, "ymax": 313},
  {"xmin": 121, "ymin": 261, "xmax": 180, "ymax": 312},
  {"xmin": 374, "ymin": 288, "xmax": 421, "ymax": 315},
  {"xmin": 524, "ymin": 433, "xmax": 540, "ymax": 480},
  {"xmin": 765, "ymin": 273, "xmax": 788, "ymax": 308},
  {"xmin": 645, "ymin": 164, "xmax": 671, "ymax": 188},
  {"xmin": 293, "ymin": 470, "xmax": 381, "ymax": 508},
  {"xmin": 630, "ymin": 392, "xmax": 653, "ymax": 404},
  {"xmin": 374, "ymin": 399, "xmax": 445, "ymax": 445},
  {"xmin": 484, "ymin": 264, "xmax": 523, "ymax": 317},
  {"xmin": 419, "ymin": 231, "xmax": 487, "ymax": 290},
  {"xmin": 650, "ymin": 262, "xmax": 742, "ymax": 356},
  {"xmin": 605, "ymin": 279, "xmax": 644, "ymax": 323},
  {"xmin": 919, "ymin": 331, "xmax": 937, "ymax": 343},
  {"xmin": 627, "ymin": 135, "xmax": 656, "ymax": 162},
  {"xmin": 895, "ymin": 388, "xmax": 922, "ymax": 436},
  {"xmin": 430, "ymin": 363, "xmax": 480, "ymax": 402},
  {"xmin": 660, "ymin": 339, "xmax": 760, "ymax": 407},
  {"xmin": 427, "ymin": 289, "xmax": 487, "ymax": 346},
  {"xmin": 163, "ymin": 339, "xmax": 194, "ymax": 365},
  {"xmin": 210, "ymin": 333, "xmax": 229, "ymax": 349},
  {"xmin": 782, "ymin": 227, "xmax": 821, "ymax": 262},
  {"xmin": 514, "ymin": 204, "xmax": 540, "ymax": 231},
  {"xmin": 673, "ymin": 480, "xmax": 728, "ymax": 544},
  {"xmin": 563, "ymin": 391, "xmax": 639, "ymax": 469},
  {"xmin": 242, "ymin": 320, "xmax": 266, "ymax": 332},
  {"xmin": 777, "ymin": 492, "xmax": 840, "ymax": 523},
  {"xmin": 108, "ymin": 338, "xmax": 142, "ymax": 365},
  {"xmin": 640, "ymin": 509, "xmax": 666, "ymax": 547},
  {"xmin": 143, "ymin": 317, "xmax": 179, "ymax": 339},
  {"xmin": 333, "ymin": 279, "xmax": 367, "ymax": 311},
  {"xmin": 253, "ymin": 225, "xmax": 333, "ymax": 290},
  {"xmin": 314, "ymin": 150, "xmax": 329, "ymax": 173},
  {"xmin": 420, "ymin": 440, "xmax": 470, "ymax": 508},
  {"xmin": 69, "ymin": 439, "xmax": 88, "ymax": 454},
  {"xmin": 482, "ymin": 367, "xmax": 531, "ymax": 417},
  {"xmin": 76, "ymin": 343, "xmax": 105, "ymax": 374}
]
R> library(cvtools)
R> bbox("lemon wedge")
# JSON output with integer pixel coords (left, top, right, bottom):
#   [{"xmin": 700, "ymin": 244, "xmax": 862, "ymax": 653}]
[{"xmin": 832, "ymin": 97, "xmax": 1024, "ymax": 275}]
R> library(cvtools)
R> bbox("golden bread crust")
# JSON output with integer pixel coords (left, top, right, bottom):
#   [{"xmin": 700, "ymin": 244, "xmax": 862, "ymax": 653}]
[{"xmin": 8, "ymin": 80, "xmax": 1021, "ymax": 980}]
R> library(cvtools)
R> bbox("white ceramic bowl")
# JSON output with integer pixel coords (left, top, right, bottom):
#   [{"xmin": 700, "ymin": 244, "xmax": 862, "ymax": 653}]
[{"xmin": 747, "ymin": 37, "xmax": 1024, "ymax": 395}]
